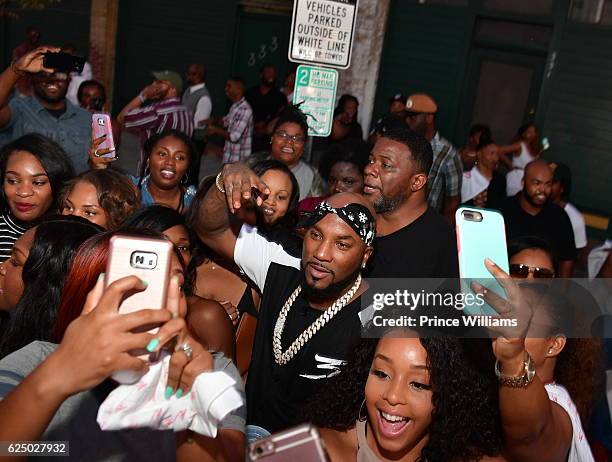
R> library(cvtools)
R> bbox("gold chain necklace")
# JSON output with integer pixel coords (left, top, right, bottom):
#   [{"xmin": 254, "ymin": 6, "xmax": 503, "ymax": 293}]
[{"xmin": 273, "ymin": 274, "xmax": 362, "ymax": 365}]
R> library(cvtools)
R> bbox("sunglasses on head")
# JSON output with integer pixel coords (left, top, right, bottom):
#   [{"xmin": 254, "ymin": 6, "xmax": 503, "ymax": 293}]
[{"xmin": 509, "ymin": 263, "xmax": 554, "ymax": 279}]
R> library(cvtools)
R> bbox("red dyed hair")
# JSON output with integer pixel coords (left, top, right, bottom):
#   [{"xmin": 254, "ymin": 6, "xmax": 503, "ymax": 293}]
[
  {"xmin": 52, "ymin": 232, "xmax": 112, "ymax": 342},
  {"xmin": 52, "ymin": 231, "xmax": 186, "ymax": 342}
]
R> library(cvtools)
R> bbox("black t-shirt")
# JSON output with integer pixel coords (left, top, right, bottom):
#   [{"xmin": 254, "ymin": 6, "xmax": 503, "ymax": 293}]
[
  {"xmin": 245, "ymin": 86, "xmax": 286, "ymax": 124},
  {"xmin": 499, "ymin": 194, "xmax": 577, "ymax": 261},
  {"xmin": 246, "ymin": 263, "xmax": 363, "ymax": 433},
  {"xmin": 235, "ymin": 225, "xmax": 363, "ymax": 433},
  {"xmin": 366, "ymin": 207, "xmax": 459, "ymax": 278}
]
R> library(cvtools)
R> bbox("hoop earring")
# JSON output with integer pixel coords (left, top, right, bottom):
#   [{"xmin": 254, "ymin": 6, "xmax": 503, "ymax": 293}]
[
  {"xmin": 181, "ymin": 174, "xmax": 189, "ymax": 185},
  {"xmin": 358, "ymin": 399, "xmax": 367, "ymax": 422}
]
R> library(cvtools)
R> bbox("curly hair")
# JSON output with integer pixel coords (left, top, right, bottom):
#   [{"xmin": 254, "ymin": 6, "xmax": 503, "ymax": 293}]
[
  {"xmin": 59, "ymin": 169, "xmax": 141, "ymax": 230},
  {"xmin": 304, "ymin": 336, "xmax": 501, "ymax": 462},
  {"xmin": 555, "ymin": 338, "xmax": 603, "ymax": 426}
]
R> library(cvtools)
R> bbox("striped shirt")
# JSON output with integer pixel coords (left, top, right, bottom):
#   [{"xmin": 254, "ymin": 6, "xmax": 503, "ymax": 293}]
[
  {"xmin": 222, "ymin": 97, "xmax": 254, "ymax": 164},
  {"xmin": 427, "ymin": 131, "xmax": 463, "ymax": 212},
  {"xmin": 0, "ymin": 213, "xmax": 28, "ymax": 263},
  {"xmin": 123, "ymin": 97, "xmax": 194, "ymax": 166}
]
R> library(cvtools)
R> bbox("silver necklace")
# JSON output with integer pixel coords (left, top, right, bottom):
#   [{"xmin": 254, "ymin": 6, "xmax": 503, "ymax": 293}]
[{"xmin": 273, "ymin": 274, "xmax": 362, "ymax": 365}]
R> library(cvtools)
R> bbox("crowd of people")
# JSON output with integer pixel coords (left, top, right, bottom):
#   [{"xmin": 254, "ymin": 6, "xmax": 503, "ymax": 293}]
[{"xmin": 0, "ymin": 34, "xmax": 609, "ymax": 462}]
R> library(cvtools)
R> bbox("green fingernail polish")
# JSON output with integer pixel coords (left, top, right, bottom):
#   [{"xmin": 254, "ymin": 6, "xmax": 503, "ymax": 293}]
[
  {"xmin": 141, "ymin": 279, "xmax": 148, "ymax": 287},
  {"xmin": 98, "ymin": 272, "xmax": 105, "ymax": 281},
  {"xmin": 165, "ymin": 386, "xmax": 173, "ymax": 399},
  {"xmin": 175, "ymin": 388, "xmax": 183, "ymax": 399},
  {"xmin": 146, "ymin": 338, "xmax": 159, "ymax": 352}
]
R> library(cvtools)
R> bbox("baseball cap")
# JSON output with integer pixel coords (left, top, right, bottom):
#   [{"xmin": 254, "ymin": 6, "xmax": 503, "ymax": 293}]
[
  {"xmin": 405, "ymin": 93, "xmax": 438, "ymax": 115},
  {"xmin": 151, "ymin": 70, "xmax": 183, "ymax": 94}
]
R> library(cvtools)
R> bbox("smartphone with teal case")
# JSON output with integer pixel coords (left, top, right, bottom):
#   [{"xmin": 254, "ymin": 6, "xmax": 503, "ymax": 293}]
[{"xmin": 456, "ymin": 207, "xmax": 509, "ymax": 315}]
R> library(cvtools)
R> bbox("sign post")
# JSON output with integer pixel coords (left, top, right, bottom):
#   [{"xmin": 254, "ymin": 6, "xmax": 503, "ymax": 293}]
[
  {"xmin": 293, "ymin": 64, "xmax": 338, "ymax": 137},
  {"xmin": 289, "ymin": 0, "xmax": 358, "ymax": 70}
]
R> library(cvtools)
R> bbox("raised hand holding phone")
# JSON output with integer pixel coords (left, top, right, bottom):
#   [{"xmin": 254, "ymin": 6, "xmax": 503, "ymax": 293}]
[
  {"xmin": 91, "ymin": 113, "xmax": 116, "ymax": 159},
  {"xmin": 104, "ymin": 235, "xmax": 174, "ymax": 383},
  {"xmin": 471, "ymin": 259, "xmax": 535, "ymax": 363},
  {"xmin": 11, "ymin": 46, "xmax": 60, "ymax": 75},
  {"xmin": 456, "ymin": 207, "xmax": 510, "ymax": 315},
  {"xmin": 48, "ymin": 275, "xmax": 173, "ymax": 397}
]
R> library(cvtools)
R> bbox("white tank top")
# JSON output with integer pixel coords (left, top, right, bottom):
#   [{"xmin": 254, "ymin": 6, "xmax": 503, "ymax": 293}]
[
  {"xmin": 512, "ymin": 142, "xmax": 535, "ymax": 169},
  {"xmin": 545, "ymin": 383, "xmax": 595, "ymax": 462}
]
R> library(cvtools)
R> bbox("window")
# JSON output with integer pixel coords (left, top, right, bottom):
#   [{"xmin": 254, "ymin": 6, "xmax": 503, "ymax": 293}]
[{"xmin": 570, "ymin": 0, "xmax": 612, "ymax": 24}]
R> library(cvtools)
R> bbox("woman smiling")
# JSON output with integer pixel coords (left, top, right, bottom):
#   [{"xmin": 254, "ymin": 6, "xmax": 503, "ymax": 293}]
[
  {"xmin": 0, "ymin": 134, "xmax": 74, "ymax": 262},
  {"xmin": 90, "ymin": 129, "xmax": 197, "ymax": 214},
  {"xmin": 308, "ymin": 333, "xmax": 504, "ymax": 461}
]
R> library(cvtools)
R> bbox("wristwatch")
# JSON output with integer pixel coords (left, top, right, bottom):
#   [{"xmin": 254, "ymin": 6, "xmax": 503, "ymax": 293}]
[{"xmin": 495, "ymin": 353, "xmax": 536, "ymax": 388}]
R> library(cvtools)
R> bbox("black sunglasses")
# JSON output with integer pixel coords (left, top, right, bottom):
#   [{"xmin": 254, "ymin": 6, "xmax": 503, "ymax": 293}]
[{"xmin": 509, "ymin": 263, "xmax": 554, "ymax": 279}]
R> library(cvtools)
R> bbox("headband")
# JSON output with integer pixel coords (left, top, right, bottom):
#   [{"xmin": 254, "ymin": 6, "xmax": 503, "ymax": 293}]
[{"xmin": 300, "ymin": 201, "xmax": 376, "ymax": 246}]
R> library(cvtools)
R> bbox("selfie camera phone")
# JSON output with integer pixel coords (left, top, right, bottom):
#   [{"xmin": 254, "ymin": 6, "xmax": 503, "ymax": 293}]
[
  {"xmin": 249, "ymin": 424, "xmax": 328, "ymax": 461},
  {"xmin": 105, "ymin": 235, "xmax": 173, "ymax": 384},
  {"xmin": 91, "ymin": 113, "xmax": 116, "ymax": 159},
  {"xmin": 43, "ymin": 51, "xmax": 86, "ymax": 74},
  {"xmin": 456, "ymin": 207, "xmax": 509, "ymax": 316}
]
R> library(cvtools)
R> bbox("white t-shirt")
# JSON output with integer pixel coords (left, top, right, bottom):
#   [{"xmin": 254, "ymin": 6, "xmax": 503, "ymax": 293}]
[
  {"xmin": 545, "ymin": 383, "xmax": 595, "ymax": 462},
  {"xmin": 233, "ymin": 224, "xmax": 300, "ymax": 291},
  {"xmin": 564, "ymin": 203, "xmax": 587, "ymax": 249}
]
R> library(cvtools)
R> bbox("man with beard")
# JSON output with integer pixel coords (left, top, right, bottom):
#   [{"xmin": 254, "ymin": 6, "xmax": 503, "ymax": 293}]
[
  {"xmin": 363, "ymin": 126, "xmax": 459, "ymax": 278},
  {"xmin": 405, "ymin": 93, "xmax": 462, "ymax": 226},
  {"xmin": 499, "ymin": 159, "xmax": 576, "ymax": 277},
  {"xmin": 191, "ymin": 163, "xmax": 375, "ymax": 435},
  {"xmin": 0, "ymin": 47, "xmax": 90, "ymax": 172},
  {"xmin": 246, "ymin": 64, "xmax": 287, "ymax": 152}
]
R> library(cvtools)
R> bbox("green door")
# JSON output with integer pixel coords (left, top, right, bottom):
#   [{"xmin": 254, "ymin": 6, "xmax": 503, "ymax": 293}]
[
  {"xmin": 231, "ymin": 11, "xmax": 293, "ymax": 89},
  {"xmin": 457, "ymin": 48, "xmax": 546, "ymax": 145}
]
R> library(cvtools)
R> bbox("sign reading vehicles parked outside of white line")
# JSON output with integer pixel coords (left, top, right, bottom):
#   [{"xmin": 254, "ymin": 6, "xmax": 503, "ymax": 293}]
[{"xmin": 289, "ymin": 0, "xmax": 358, "ymax": 69}]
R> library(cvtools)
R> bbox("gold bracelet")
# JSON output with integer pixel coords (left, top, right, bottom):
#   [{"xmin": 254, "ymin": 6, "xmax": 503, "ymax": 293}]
[
  {"xmin": 215, "ymin": 171, "xmax": 225, "ymax": 193},
  {"xmin": 495, "ymin": 353, "xmax": 536, "ymax": 388}
]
